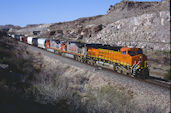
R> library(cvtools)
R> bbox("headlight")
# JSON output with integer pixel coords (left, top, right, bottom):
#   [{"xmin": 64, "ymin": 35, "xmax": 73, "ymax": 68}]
[{"xmin": 136, "ymin": 65, "xmax": 140, "ymax": 69}]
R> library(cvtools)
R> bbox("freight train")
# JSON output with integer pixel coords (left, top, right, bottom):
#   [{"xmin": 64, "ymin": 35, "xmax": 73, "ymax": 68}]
[{"xmin": 9, "ymin": 34, "xmax": 149, "ymax": 78}]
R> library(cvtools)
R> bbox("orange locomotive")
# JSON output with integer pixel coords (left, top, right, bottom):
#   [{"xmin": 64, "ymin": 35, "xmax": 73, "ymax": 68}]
[{"xmin": 87, "ymin": 44, "xmax": 149, "ymax": 78}]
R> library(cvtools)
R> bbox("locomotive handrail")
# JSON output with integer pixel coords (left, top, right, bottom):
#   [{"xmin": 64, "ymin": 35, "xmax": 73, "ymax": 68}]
[
  {"xmin": 131, "ymin": 60, "xmax": 141, "ymax": 77},
  {"xmin": 131, "ymin": 61, "xmax": 136, "ymax": 74},
  {"xmin": 134, "ymin": 61, "xmax": 140, "ymax": 69}
]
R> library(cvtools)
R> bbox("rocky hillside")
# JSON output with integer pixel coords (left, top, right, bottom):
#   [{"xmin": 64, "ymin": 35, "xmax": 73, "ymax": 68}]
[
  {"xmin": 84, "ymin": 0, "xmax": 170, "ymax": 51},
  {"xmin": 15, "ymin": 24, "xmax": 52, "ymax": 36},
  {"xmin": 0, "ymin": 24, "xmax": 21, "ymax": 32},
  {"xmin": 12, "ymin": 0, "xmax": 170, "ymax": 51},
  {"xmin": 86, "ymin": 10, "xmax": 170, "ymax": 51}
]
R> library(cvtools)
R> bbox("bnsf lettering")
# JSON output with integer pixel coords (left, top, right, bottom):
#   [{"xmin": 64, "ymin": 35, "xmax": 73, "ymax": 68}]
[
  {"xmin": 69, "ymin": 46, "xmax": 76, "ymax": 51},
  {"xmin": 52, "ymin": 43, "xmax": 55, "ymax": 46}
]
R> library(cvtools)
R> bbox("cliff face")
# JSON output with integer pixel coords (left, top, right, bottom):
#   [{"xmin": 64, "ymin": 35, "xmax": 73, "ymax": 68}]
[
  {"xmin": 84, "ymin": 0, "xmax": 170, "ymax": 51},
  {"xmin": 85, "ymin": 10, "xmax": 170, "ymax": 51}
]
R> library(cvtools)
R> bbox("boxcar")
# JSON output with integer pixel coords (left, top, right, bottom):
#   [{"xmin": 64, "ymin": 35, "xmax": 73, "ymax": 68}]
[
  {"xmin": 15, "ymin": 35, "xmax": 20, "ymax": 41},
  {"xmin": 27, "ymin": 37, "xmax": 33, "ymax": 45},
  {"xmin": 19, "ymin": 35, "xmax": 23, "ymax": 41}
]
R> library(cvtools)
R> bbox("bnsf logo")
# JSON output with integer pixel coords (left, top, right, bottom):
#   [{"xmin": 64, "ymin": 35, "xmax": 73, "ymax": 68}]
[
  {"xmin": 69, "ymin": 46, "xmax": 76, "ymax": 51},
  {"xmin": 52, "ymin": 43, "xmax": 55, "ymax": 46}
]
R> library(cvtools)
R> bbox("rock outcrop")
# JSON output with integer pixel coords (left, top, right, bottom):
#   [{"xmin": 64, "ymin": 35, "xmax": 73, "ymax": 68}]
[{"xmin": 85, "ymin": 10, "xmax": 170, "ymax": 51}]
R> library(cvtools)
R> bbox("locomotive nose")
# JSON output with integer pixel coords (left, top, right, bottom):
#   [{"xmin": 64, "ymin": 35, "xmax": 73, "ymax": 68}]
[{"xmin": 139, "ymin": 54, "xmax": 148, "ymax": 68}]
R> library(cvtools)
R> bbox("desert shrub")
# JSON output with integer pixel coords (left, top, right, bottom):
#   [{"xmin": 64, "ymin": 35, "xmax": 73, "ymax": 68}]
[
  {"xmin": 0, "ymin": 38, "xmax": 37, "ymax": 81},
  {"xmin": 0, "ymin": 30, "xmax": 7, "ymax": 37},
  {"xmin": 164, "ymin": 68, "xmax": 171, "ymax": 80},
  {"xmin": 85, "ymin": 86, "xmax": 136, "ymax": 113},
  {"xmin": 83, "ymin": 86, "xmax": 165, "ymax": 113},
  {"xmin": 0, "ymin": 51, "xmax": 34, "ymax": 75},
  {"xmin": 139, "ymin": 104, "xmax": 166, "ymax": 113}
]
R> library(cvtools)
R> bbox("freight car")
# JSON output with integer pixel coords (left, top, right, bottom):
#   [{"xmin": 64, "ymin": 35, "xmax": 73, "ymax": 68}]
[
  {"xmin": 15, "ymin": 35, "xmax": 21, "ymax": 41},
  {"xmin": 22, "ymin": 36, "xmax": 27, "ymax": 43},
  {"xmin": 27, "ymin": 37, "xmax": 33, "ymax": 45}
]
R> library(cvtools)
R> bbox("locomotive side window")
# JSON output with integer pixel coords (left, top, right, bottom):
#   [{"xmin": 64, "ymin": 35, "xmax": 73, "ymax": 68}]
[
  {"xmin": 121, "ymin": 51, "xmax": 126, "ymax": 55},
  {"xmin": 137, "ymin": 49, "xmax": 143, "ymax": 54}
]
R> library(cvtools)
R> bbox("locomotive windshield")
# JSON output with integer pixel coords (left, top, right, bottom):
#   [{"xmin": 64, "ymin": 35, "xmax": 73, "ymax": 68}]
[
  {"xmin": 128, "ymin": 49, "xmax": 143, "ymax": 56},
  {"xmin": 128, "ymin": 51, "xmax": 136, "ymax": 56},
  {"xmin": 137, "ymin": 49, "xmax": 143, "ymax": 54}
]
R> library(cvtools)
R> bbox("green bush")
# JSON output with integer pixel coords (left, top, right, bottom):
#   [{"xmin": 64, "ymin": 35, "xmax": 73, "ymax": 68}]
[
  {"xmin": 164, "ymin": 69, "xmax": 171, "ymax": 80},
  {"xmin": 85, "ymin": 86, "xmax": 136, "ymax": 113},
  {"xmin": 0, "ymin": 30, "xmax": 7, "ymax": 37}
]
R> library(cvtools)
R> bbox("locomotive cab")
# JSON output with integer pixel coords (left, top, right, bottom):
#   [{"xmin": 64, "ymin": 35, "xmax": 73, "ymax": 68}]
[{"xmin": 120, "ymin": 47, "xmax": 149, "ymax": 78}]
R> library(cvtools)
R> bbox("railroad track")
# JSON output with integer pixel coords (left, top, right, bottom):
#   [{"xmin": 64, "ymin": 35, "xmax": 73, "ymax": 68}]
[
  {"xmin": 80, "ymin": 60, "xmax": 171, "ymax": 90},
  {"xmin": 89, "ymin": 64, "xmax": 171, "ymax": 90},
  {"xmin": 144, "ymin": 77, "xmax": 170, "ymax": 89},
  {"xmin": 105, "ymin": 69, "xmax": 170, "ymax": 90}
]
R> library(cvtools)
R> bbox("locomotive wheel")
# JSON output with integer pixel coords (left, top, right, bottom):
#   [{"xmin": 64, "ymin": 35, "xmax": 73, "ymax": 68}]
[
  {"xmin": 116, "ymin": 66, "xmax": 121, "ymax": 73},
  {"xmin": 91, "ymin": 61, "xmax": 94, "ymax": 65},
  {"xmin": 75, "ymin": 56, "xmax": 78, "ymax": 61},
  {"xmin": 120, "ymin": 70, "xmax": 123, "ymax": 74},
  {"xmin": 58, "ymin": 52, "xmax": 62, "ymax": 56},
  {"xmin": 117, "ymin": 68, "xmax": 121, "ymax": 73},
  {"xmin": 78, "ymin": 57, "xmax": 82, "ymax": 62},
  {"xmin": 131, "ymin": 74, "xmax": 134, "ymax": 78},
  {"xmin": 113, "ymin": 67, "xmax": 117, "ymax": 72},
  {"xmin": 83, "ymin": 59, "xmax": 87, "ymax": 63},
  {"xmin": 93, "ymin": 62, "xmax": 97, "ymax": 66},
  {"xmin": 117, "ymin": 70, "xmax": 121, "ymax": 73},
  {"xmin": 87, "ymin": 60, "xmax": 90, "ymax": 64},
  {"xmin": 54, "ymin": 50, "xmax": 58, "ymax": 54},
  {"xmin": 123, "ymin": 70, "xmax": 128, "ymax": 75}
]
